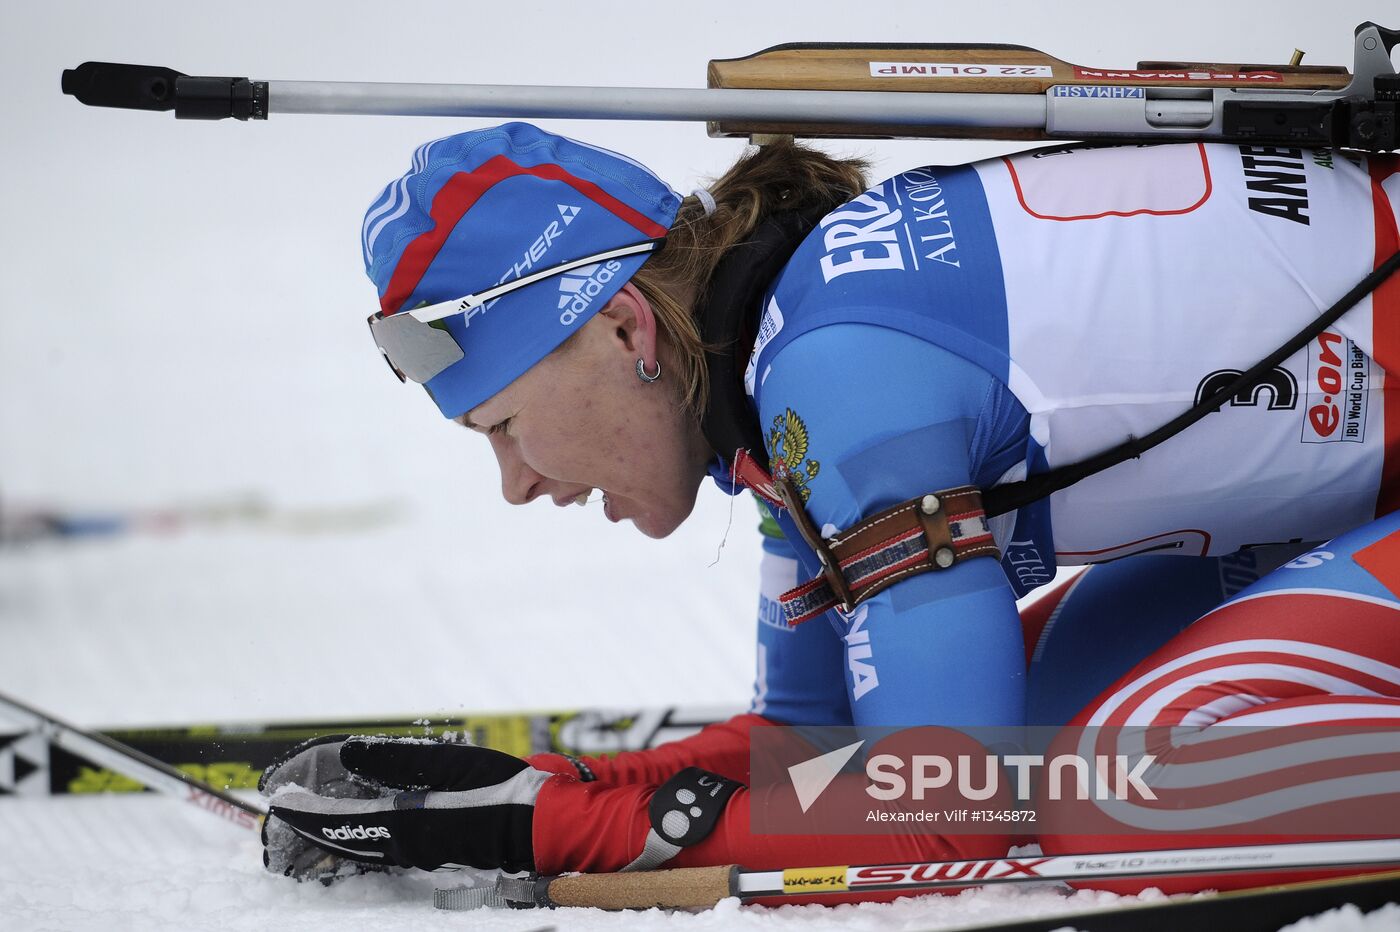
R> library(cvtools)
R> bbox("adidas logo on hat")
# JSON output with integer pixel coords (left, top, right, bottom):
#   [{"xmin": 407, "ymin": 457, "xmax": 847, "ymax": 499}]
[
  {"xmin": 557, "ymin": 264, "xmax": 599, "ymax": 308},
  {"xmin": 557, "ymin": 260, "xmax": 624, "ymax": 325}
]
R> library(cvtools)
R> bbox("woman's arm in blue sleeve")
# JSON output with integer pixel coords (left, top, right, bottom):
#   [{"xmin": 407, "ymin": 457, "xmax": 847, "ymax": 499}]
[
  {"xmin": 755, "ymin": 323, "xmax": 1029, "ymax": 728},
  {"xmin": 749, "ymin": 505, "xmax": 854, "ymax": 726}
]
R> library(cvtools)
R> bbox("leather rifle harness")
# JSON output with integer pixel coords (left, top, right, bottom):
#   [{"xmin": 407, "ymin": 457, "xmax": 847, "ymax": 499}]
[{"xmin": 697, "ymin": 210, "xmax": 1400, "ymax": 627}]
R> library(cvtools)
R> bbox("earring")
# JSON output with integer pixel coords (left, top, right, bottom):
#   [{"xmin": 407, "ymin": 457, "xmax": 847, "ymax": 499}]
[{"xmin": 636, "ymin": 358, "xmax": 662, "ymax": 383}]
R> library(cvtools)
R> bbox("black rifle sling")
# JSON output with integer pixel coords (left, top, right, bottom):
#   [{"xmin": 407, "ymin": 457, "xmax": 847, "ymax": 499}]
[{"xmin": 983, "ymin": 247, "xmax": 1400, "ymax": 518}]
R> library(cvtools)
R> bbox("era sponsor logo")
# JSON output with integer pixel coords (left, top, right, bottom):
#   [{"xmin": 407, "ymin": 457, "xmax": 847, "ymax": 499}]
[
  {"xmin": 816, "ymin": 171, "xmax": 961, "ymax": 283},
  {"xmin": 1073, "ymin": 66, "xmax": 1283, "ymax": 82},
  {"xmin": 869, "ymin": 62, "xmax": 1053, "ymax": 78},
  {"xmin": 818, "ymin": 186, "xmax": 906, "ymax": 282},
  {"xmin": 322, "ymin": 824, "xmax": 392, "ymax": 841},
  {"xmin": 1239, "ymin": 146, "xmax": 1310, "ymax": 226},
  {"xmin": 1301, "ymin": 331, "xmax": 1369, "ymax": 443},
  {"xmin": 1050, "ymin": 85, "xmax": 1145, "ymax": 98}
]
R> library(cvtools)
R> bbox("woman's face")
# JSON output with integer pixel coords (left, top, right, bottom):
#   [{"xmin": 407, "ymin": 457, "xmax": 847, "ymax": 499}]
[{"xmin": 462, "ymin": 285, "xmax": 713, "ymax": 539}]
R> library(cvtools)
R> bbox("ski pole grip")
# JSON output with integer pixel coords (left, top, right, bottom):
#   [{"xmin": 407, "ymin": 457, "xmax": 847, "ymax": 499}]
[{"xmin": 543, "ymin": 865, "xmax": 739, "ymax": 910}]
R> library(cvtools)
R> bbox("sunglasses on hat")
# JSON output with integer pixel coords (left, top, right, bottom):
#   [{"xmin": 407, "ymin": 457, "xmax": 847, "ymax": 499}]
[{"xmin": 367, "ymin": 238, "xmax": 665, "ymax": 384}]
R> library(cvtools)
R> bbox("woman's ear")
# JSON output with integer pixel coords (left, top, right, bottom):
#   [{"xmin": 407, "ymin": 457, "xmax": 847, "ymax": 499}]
[{"xmin": 599, "ymin": 282, "xmax": 658, "ymax": 360}]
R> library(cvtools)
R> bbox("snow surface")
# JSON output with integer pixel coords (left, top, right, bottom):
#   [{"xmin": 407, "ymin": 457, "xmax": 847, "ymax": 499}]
[
  {"xmin": 2, "ymin": 0, "xmax": 1397, "ymax": 929},
  {"xmin": 0, "ymin": 797, "xmax": 1113, "ymax": 932},
  {"xmin": 5, "ymin": 797, "xmax": 1399, "ymax": 931}
]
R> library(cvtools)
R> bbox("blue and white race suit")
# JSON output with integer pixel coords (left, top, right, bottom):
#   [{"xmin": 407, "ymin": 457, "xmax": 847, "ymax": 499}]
[{"xmin": 721, "ymin": 143, "xmax": 1400, "ymax": 729}]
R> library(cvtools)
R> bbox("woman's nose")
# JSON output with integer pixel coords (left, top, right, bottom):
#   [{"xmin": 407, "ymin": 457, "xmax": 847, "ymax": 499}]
[
  {"xmin": 494, "ymin": 448, "xmax": 542, "ymax": 506},
  {"xmin": 503, "ymin": 473, "xmax": 542, "ymax": 506}
]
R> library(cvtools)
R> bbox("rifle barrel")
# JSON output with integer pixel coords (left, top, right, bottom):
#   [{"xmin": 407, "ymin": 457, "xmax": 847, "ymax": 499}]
[{"xmin": 269, "ymin": 81, "xmax": 1047, "ymax": 127}]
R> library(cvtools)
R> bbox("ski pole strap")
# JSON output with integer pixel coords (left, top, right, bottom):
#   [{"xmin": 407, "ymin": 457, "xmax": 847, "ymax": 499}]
[
  {"xmin": 621, "ymin": 767, "xmax": 743, "ymax": 872},
  {"xmin": 558, "ymin": 753, "xmax": 598, "ymax": 782},
  {"xmin": 777, "ymin": 480, "xmax": 999, "ymax": 625}
]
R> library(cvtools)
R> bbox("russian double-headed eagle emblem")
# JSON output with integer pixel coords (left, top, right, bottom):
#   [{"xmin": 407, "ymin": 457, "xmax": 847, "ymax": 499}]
[{"xmin": 767, "ymin": 408, "xmax": 821, "ymax": 502}]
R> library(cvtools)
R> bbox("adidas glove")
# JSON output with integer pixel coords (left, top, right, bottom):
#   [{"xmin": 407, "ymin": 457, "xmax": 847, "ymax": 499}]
[
  {"xmin": 258, "ymin": 734, "xmax": 395, "ymax": 883},
  {"xmin": 263, "ymin": 736, "xmax": 549, "ymax": 876}
]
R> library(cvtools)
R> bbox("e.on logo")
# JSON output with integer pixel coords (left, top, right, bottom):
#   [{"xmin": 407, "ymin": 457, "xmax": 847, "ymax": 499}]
[{"xmin": 1302, "ymin": 331, "xmax": 1369, "ymax": 444}]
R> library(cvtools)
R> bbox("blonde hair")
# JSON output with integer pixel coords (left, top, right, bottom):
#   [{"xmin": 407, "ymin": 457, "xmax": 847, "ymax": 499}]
[{"xmin": 632, "ymin": 140, "xmax": 869, "ymax": 416}]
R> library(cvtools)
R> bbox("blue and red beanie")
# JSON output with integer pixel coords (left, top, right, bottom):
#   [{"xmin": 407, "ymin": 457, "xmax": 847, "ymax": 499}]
[{"xmin": 362, "ymin": 123, "xmax": 682, "ymax": 419}]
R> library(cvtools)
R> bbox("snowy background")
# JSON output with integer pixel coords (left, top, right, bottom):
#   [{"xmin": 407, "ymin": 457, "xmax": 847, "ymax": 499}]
[{"xmin": 1, "ymin": 0, "xmax": 1396, "ymax": 928}]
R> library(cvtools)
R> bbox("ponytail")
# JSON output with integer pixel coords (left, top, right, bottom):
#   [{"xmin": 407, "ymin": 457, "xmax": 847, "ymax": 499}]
[{"xmin": 632, "ymin": 140, "xmax": 869, "ymax": 416}]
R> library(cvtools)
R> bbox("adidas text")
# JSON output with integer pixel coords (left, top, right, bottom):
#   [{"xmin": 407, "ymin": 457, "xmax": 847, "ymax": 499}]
[
  {"xmin": 558, "ymin": 259, "xmax": 623, "ymax": 326},
  {"xmin": 322, "ymin": 824, "xmax": 393, "ymax": 841}
]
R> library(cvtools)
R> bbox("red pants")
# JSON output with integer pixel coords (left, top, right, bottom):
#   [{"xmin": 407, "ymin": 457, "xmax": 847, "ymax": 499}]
[{"xmin": 1036, "ymin": 584, "xmax": 1400, "ymax": 893}]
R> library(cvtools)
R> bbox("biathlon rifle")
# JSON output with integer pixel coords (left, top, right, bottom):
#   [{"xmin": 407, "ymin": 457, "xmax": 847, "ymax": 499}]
[{"xmin": 62, "ymin": 22, "xmax": 1398, "ymax": 152}]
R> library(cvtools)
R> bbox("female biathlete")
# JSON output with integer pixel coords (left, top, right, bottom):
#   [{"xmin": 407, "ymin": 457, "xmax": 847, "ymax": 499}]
[{"xmin": 259, "ymin": 124, "xmax": 1400, "ymax": 898}]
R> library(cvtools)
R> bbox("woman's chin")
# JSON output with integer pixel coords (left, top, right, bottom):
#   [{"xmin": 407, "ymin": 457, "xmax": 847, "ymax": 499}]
[
  {"xmin": 630, "ymin": 501, "xmax": 694, "ymax": 539},
  {"xmin": 613, "ymin": 485, "xmax": 701, "ymax": 539},
  {"xmin": 632, "ymin": 512, "xmax": 680, "ymax": 539}
]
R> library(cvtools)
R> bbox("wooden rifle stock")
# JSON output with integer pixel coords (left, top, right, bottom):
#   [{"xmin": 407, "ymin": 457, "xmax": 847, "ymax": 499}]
[{"xmin": 707, "ymin": 41, "xmax": 1352, "ymax": 140}]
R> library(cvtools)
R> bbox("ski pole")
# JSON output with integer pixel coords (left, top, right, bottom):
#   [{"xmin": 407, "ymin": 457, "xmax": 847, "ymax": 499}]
[
  {"xmin": 484, "ymin": 837, "xmax": 1400, "ymax": 910},
  {"xmin": 0, "ymin": 688, "xmax": 266, "ymax": 831}
]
